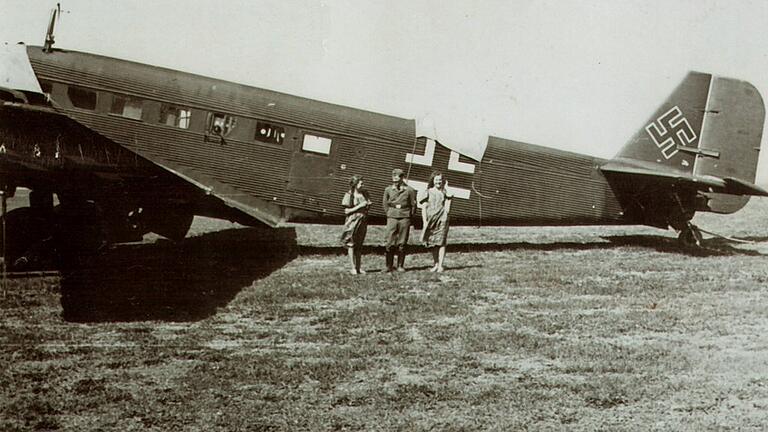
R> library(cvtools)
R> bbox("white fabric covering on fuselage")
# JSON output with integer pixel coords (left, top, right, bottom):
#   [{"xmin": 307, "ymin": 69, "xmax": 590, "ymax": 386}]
[{"xmin": 0, "ymin": 43, "xmax": 43, "ymax": 93}]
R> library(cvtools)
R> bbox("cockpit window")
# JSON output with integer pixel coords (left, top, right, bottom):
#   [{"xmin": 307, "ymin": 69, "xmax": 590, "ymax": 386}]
[
  {"xmin": 159, "ymin": 104, "xmax": 191, "ymax": 129},
  {"xmin": 67, "ymin": 86, "xmax": 97, "ymax": 110},
  {"xmin": 110, "ymin": 94, "xmax": 143, "ymax": 120}
]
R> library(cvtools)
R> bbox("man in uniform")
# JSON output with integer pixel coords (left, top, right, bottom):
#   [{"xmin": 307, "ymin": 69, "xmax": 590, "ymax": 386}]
[{"xmin": 382, "ymin": 168, "xmax": 417, "ymax": 272}]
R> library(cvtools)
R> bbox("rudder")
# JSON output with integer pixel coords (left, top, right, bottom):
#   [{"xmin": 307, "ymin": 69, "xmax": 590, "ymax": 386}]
[{"xmin": 694, "ymin": 76, "xmax": 765, "ymax": 212}]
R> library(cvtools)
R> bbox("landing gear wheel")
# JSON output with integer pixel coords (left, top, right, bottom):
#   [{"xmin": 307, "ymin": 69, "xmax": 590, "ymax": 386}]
[
  {"xmin": 1, "ymin": 207, "xmax": 54, "ymax": 271},
  {"xmin": 145, "ymin": 208, "xmax": 194, "ymax": 242},
  {"xmin": 55, "ymin": 201, "xmax": 108, "ymax": 261},
  {"xmin": 678, "ymin": 223, "xmax": 703, "ymax": 248}
]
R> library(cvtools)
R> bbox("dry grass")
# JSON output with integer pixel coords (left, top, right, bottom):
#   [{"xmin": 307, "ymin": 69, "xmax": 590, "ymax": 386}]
[{"xmin": 2, "ymin": 197, "xmax": 768, "ymax": 431}]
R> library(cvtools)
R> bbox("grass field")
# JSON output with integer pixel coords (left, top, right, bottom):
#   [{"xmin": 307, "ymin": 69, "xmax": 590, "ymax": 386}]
[{"xmin": 2, "ymin": 195, "xmax": 768, "ymax": 431}]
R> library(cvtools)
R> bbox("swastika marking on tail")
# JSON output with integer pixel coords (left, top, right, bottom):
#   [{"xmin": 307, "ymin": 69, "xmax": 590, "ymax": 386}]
[{"xmin": 645, "ymin": 106, "xmax": 697, "ymax": 159}]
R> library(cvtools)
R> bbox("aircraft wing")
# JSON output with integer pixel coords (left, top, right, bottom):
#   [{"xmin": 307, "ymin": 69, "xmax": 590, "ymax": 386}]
[
  {"xmin": 0, "ymin": 98, "xmax": 281, "ymax": 229},
  {"xmin": 122, "ymin": 146, "xmax": 285, "ymax": 227},
  {"xmin": 600, "ymin": 160, "xmax": 768, "ymax": 197}
]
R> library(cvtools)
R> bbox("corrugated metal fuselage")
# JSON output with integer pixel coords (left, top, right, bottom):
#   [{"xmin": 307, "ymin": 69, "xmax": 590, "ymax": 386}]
[{"xmin": 19, "ymin": 46, "xmax": 628, "ymax": 228}]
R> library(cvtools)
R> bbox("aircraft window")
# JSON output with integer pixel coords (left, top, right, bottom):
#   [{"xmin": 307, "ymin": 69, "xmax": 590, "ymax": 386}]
[
  {"xmin": 254, "ymin": 121, "xmax": 285, "ymax": 144},
  {"xmin": 159, "ymin": 104, "xmax": 191, "ymax": 129},
  {"xmin": 207, "ymin": 113, "xmax": 236, "ymax": 137},
  {"xmin": 110, "ymin": 95, "xmax": 143, "ymax": 120},
  {"xmin": 302, "ymin": 134, "xmax": 332, "ymax": 155},
  {"xmin": 67, "ymin": 86, "xmax": 97, "ymax": 110}
]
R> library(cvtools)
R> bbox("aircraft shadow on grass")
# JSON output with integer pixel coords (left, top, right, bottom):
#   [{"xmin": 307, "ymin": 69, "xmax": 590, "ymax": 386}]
[
  {"xmin": 59, "ymin": 230, "xmax": 764, "ymax": 322},
  {"xmin": 59, "ymin": 227, "xmax": 298, "ymax": 323},
  {"xmin": 298, "ymin": 241, "xmax": 617, "ymax": 257},
  {"xmin": 60, "ymin": 234, "xmax": 616, "ymax": 322},
  {"xmin": 302, "ymin": 234, "xmax": 767, "ymax": 257}
]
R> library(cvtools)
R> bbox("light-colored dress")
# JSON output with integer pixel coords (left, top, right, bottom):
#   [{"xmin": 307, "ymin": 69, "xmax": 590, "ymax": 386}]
[
  {"xmin": 340, "ymin": 191, "xmax": 369, "ymax": 248},
  {"xmin": 420, "ymin": 187, "xmax": 451, "ymax": 247}
]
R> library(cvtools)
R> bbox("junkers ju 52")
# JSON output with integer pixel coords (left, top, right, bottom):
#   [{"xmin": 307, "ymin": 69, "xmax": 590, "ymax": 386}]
[{"xmin": 0, "ymin": 9, "xmax": 765, "ymax": 269}]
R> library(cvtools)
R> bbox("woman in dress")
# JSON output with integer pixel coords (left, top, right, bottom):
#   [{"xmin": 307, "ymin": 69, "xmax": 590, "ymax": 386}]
[
  {"xmin": 340, "ymin": 175, "xmax": 371, "ymax": 274},
  {"xmin": 419, "ymin": 171, "xmax": 452, "ymax": 272}
]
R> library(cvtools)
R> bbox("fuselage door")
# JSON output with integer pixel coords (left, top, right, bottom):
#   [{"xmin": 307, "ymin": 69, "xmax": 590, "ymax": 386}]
[{"xmin": 287, "ymin": 131, "xmax": 338, "ymax": 194}]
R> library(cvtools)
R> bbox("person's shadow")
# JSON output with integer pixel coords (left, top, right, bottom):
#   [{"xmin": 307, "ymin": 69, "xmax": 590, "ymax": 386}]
[{"xmin": 59, "ymin": 227, "xmax": 297, "ymax": 323}]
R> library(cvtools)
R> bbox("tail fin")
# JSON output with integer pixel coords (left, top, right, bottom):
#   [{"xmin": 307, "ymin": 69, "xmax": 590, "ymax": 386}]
[{"xmin": 616, "ymin": 71, "xmax": 765, "ymax": 212}]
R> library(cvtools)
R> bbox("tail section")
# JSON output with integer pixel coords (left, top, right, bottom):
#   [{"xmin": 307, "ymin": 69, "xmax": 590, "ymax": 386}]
[{"xmin": 615, "ymin": 71, "xmax": 765, "ymax": 213}]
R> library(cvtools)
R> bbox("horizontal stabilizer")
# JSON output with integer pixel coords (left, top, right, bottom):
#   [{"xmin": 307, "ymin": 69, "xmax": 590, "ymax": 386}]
[
  {"xmin": 722, "ymin": 177, "xmax": 768, "ymax": 197},
  {"xmin": 601, "ymin": 160, "xmax": 768, "ymax": 197}
]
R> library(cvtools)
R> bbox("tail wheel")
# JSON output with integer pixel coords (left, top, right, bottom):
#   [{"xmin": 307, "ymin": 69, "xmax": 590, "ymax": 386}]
[{"xmin": 678, "ymin": 223, "xmax": 703, "ymax": 248}]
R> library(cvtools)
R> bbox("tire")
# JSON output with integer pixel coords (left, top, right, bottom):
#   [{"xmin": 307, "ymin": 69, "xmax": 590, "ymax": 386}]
[
  {"xmin": 147, "ymin": 208, "xmax": 194, "ymax": 242},
  {"xmin": 54, "ymin": 201, "xmax": 108, "ymax": 257},
  {"xmin": 0, "ymin": 207, "xmax": 54, "ymax": 270},
  {"xmin": 678, "ymin": 225, "xmax": 703, "ymax": 248}
]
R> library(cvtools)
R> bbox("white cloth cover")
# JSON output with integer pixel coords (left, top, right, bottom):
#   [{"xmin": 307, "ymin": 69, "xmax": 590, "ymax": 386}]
[
  {"xmin": 0, "ymin": 43, "xmax": 42, "ymax": 93},
  {"xmin": 414, "ymin": 112, "xmax": 488, "ymax": 162}
]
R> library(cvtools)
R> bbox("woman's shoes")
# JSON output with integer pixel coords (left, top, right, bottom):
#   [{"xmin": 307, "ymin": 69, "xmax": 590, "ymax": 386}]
[{"xmin": 430, "ymin": 264, "xmax": 445, "ymax": 273}]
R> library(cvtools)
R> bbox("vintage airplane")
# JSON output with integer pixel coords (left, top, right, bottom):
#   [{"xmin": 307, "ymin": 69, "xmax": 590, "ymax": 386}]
[{"xmin": 0, "ymin": 14, "xmax": 765, "ymax": 269}]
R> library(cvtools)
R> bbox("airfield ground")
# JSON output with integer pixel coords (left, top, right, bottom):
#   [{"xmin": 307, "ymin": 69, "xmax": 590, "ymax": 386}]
[{"xmin": 1, "ymin": 194, "xmax": 768, "ymax": 431}]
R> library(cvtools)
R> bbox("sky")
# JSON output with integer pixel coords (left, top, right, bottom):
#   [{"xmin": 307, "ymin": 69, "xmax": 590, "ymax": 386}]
[{"xmin": 2, "ymin": 0, "xmax": 767, "ymax": 182}]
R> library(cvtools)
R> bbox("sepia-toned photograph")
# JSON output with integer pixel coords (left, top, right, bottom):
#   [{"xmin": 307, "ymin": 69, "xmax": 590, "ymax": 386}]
[{"xmin": 1, "ymin": 1, "xmax": 767, "ymax": 430}]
